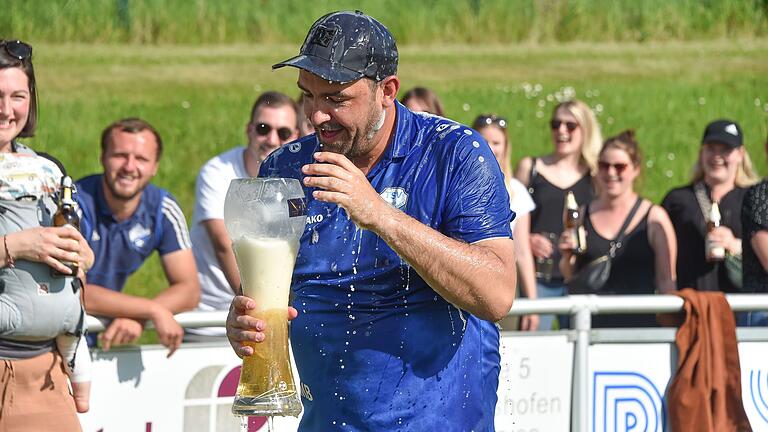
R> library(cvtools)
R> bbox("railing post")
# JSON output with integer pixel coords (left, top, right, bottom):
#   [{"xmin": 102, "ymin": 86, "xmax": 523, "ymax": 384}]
[{"xmin": 571, "ymin": 296, "xmax": 593, "ymax": 432}]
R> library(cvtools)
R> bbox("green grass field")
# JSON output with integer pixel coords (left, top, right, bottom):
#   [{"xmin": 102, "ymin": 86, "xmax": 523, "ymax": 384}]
[{"xmin": 16, "ymin": 40, "xmax": 768, "ymax": 342}]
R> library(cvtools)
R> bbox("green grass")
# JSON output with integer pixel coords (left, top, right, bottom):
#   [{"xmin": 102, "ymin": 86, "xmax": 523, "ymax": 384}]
[
  {"xmin": 16, "ymin": 40, "xmax": 768, "ymax": 343},
  {"xmin": 3, "ymin": 0, "xmax": 767, "ymax": 44}
]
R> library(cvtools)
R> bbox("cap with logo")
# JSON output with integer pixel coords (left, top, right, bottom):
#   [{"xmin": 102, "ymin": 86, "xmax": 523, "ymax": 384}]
[
  {"xmin": 272, "ymin": 10, "xmax": 398, "ymax": 84},
  {"xmin": 701, "ymin": 119, "xmax": 743, "ymax": 148}
]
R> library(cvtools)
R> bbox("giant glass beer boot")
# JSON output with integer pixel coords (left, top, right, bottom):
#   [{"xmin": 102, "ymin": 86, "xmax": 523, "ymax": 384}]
[{"xmin": 225, "ymin": 178, "xmax": 306, "ymax": 417}]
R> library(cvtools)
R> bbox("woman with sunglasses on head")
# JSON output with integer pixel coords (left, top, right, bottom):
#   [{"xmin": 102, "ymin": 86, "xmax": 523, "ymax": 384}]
[
  {"xmin": 559, "ymin": 130, "xmax": 677, "ymax": 328},
  {"xmin": 0, "ymin": 40, "xmax": 93, "ymax": 430},
  {"xmin": 514, "ymin": 100, "xmax": 601, "ymax": 330},
  {"xmin": 473, "ymin": 114, "xmax": 539, "ymax": 331},
  {"xmin": 662, "ymin": 120, "xmax": 759, "ymax": 298}
]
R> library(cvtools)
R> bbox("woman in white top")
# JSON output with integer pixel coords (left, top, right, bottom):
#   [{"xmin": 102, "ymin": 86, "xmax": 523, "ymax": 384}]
[{"xmin": 473, "ymin": 114, "xmax": 538, "ymax": 330}]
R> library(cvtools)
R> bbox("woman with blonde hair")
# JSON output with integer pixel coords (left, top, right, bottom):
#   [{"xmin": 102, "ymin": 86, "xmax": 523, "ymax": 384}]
[
  {"xmin": 515, "ymin": 99, "xmax": 601, "ymax": 330},
  {"xmin": 560, "ymin": 130, "xmax": 677, "ymax": 328},
  {"xmin": 473, "ymin": 114, "xmax": 538, "ymax": 330},
  {"xmin": 662, "ymin": 119, "xmax": 759, "ymax": 294}
]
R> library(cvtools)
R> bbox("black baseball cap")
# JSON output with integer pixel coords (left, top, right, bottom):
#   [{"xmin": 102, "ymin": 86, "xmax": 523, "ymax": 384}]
[
  {"xmin": 272, "ymin": 10, "xmax": 398, "ymax": 84},
  {"xmin": 701, "ymin": 119, "xmax": 743, "ymax": 148}
]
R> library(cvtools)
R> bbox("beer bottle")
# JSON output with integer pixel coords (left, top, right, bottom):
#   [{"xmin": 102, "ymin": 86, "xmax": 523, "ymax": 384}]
[
  {"xmin": 705, "ymin": 201, "xmax": 725, "ymax": 262},
  {"xmin": 563, "ymin": 191, "xmax": 587, "ymax": 254},
  {"xmin": 51, "ymin": 176, "xmax": 80, "ymax": 277}
]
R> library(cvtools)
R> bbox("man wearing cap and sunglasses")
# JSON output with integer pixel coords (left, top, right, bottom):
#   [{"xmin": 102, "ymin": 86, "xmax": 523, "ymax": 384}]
[
  {"xmin": 225, "ymin": 10, "xmax": 516, "ymax": 431},
  {"xmin": 187, "ymin": 91, "xmax": 299, "ymax": 340}
]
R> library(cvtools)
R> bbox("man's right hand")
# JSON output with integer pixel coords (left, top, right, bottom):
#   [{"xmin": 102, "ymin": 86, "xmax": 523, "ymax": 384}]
[
  {"xmin": 149, "ymin": 304, "xmax": 184, "ymax": 357},
  {"xmin": 226, "ymin": 296, "xmax": 298, "ymax": 358},
  {"xmin": 100, "ymin": 317, "xmax": 143, "ymax": 351}
]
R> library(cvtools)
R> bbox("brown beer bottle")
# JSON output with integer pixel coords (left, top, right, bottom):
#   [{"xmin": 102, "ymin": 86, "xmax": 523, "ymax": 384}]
[
  {"xmin": 563, "ymin": 191, "xmax": 587, "ymax": 254},
  {"xmin": 51, "ymin": 176, "xmax": 80, "ymax": 277},
  {"xmin": 705, "ymin": 201, "xmax": 725, "ymax": 261}
]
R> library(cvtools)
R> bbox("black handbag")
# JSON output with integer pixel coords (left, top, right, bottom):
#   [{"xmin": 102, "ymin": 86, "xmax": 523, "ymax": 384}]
[{"xmin": 567, "ymin": 198, "xmax": 643, "ymax": 294}]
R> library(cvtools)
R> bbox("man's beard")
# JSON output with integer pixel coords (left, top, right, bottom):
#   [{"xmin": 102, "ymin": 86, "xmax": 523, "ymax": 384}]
[
  {"xmin": 104, "ymin": 175, "xmax": 146, "ymax": 202},
  {"xmin": 318, "ymin": 103, "xmax": 385, "ymax": 159}
]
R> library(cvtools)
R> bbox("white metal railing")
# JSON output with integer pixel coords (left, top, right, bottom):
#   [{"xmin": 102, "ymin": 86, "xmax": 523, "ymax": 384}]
[{"xmin": 84, "ymin": 293, "xmax": 768, "ymax": 431}]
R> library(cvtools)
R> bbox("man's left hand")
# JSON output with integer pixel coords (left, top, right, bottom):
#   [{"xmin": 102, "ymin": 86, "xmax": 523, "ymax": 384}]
[{"xmin": 302, "ymin": 152, "xmax": 391, "ymax": 230}]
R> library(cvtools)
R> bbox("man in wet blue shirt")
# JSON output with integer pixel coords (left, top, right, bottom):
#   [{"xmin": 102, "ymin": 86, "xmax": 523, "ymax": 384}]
[{"xmin": 226, "ymin": 11, "xmax": 517, "ymax": 431}]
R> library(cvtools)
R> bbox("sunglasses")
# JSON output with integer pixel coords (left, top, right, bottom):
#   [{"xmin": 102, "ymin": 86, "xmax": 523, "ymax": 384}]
[
  {"xmin": 550, "ymin": 120, "xmax": 579, "ymax": 132},
  {"xmin": 597, "ymin": 161, "xmax": 630, "ymax": 175},
  {"xmin": 255, "ymin": 123, "xmax": 295, "ymax": 141},
  {"xmin": 477, "ymin": 115, "xmax": 507, "ymax": 129},
  {"xmin": 1, "ymin": 40, "xmax": 32, "ymax": 61}
]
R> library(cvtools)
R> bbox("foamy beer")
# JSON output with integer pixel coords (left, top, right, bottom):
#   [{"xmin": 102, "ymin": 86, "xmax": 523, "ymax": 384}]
[{"xmin": 224, "ymin": 178, "xmax": 306, "ymax": 417}]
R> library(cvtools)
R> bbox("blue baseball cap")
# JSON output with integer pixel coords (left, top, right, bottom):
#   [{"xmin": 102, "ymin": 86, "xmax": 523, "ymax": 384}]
[{"xmin": 272, "ymin": 10, "xmax": 398, "ymax": 84}]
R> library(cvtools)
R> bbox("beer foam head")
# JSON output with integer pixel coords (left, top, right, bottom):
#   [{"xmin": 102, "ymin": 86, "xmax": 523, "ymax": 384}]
[{"xmin": 234, "ymin": 237, "xmax": 298, "ymax": 310}]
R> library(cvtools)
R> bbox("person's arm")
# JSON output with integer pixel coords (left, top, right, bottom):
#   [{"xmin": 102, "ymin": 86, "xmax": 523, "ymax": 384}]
[
  {"xmin": 751, "ymin": 230, "xmax": 768, "ymax": 271},
  {"xmin": 201, "ymin": 218, "xmax": 240, "ymax": 292},
  {"xmin": 514, "ymin": 213, "xmax": 539, "ymax": 331},
  {"xmin": 154, "ymin": 248, "xmax": 200, "ymax": 313},
  {"xmin": 647, "ymin": 205, "xmax": 677, "ymax": 294},
  {"xmin": 303, "ymin": 151, "xmax": 516, "ymax": 322},
  {"xmin": 2, "ymin": 226, "xmax": 93, "ymax": 273}
]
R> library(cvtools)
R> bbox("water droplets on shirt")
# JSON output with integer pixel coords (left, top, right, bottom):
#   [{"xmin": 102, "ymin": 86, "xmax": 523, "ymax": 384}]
[
  {"xmin": 478, "ymin": 156, "xmax": 485, "ymax": 163},
  {"xmin": 472, "ymin": 141, "xmax": 480, "ymax": 148}
]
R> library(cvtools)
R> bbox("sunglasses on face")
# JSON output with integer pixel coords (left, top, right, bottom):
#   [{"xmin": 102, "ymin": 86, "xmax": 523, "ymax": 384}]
[
  {"xmin": 1, "ymin": 40, "xmax": 32, "ymax": 61},
  {"xmin": 597, "ymin": 161, "xmax": 630, "ymax": 175},
  {"xmin": 255, "ymin": 123, "xmax": 294, "ymax": 141},
  {"xmin": 477, "ymin": 115, "xmax": 507, "ymax": 129},
  {"xmin": 550, "ymin": 120, "xmax": 579, "ymax": 132}
]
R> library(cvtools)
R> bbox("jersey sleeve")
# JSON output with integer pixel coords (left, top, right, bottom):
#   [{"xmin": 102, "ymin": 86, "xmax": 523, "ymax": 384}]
[
  {"xmin": 158, "ymin": 193, "xmax": 192, "ymax": 255},
  {"xmin": 441, "ymin": 131, "xmax": 514, "ymax": 244}
]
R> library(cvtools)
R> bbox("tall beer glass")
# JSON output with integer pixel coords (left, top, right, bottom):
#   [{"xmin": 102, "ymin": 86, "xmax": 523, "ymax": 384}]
[{"xmin": 225, "ymin": 178, "xmax": 306, "ymax": 417}]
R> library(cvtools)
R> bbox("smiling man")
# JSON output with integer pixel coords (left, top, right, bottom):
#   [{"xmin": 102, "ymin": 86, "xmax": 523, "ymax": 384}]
[
  {"xmin": 187, "ymin": 92, "xmax": 299, "ymax": 339},
  {"xmin": 226, "ymin": 11, "xmax": 517, "ymax": 431},
  {"xmin": 76, "ymin": 118, "xmax": 200, "ymax": 356}
]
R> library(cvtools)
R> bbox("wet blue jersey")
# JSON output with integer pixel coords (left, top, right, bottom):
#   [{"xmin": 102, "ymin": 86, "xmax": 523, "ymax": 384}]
[{"xmin": 260, "ymin": 102, "xmax": 514, "ymax": 431}]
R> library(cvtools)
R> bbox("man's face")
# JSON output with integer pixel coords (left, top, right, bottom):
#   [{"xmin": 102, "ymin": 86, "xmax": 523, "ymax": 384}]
[
  {"xmin": 246, "ymin": 105, "xmax": 299, "ymax": 162},
  {"xmin": 298, "ymin": 70, "xmax": 384, "ymax": 159},
  {"xmin": 101, "ymin": 129, "xmax": 159, "ymax": 201}
]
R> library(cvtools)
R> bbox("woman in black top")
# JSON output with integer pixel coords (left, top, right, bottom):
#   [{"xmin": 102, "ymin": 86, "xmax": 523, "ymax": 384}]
[
  {"xmin": 515, "ymin": 99, "xmax": 601, "ymax": 330},
  {"xmin": 662, "ymin": 119, "xmax": 759, "ymax": 293},
  {"xmin": 740, "ymin": 135, "xmax": 768, "ymax": 326},
  {"xmin": 559, "ymin": 130, "xmax": 677, "ymax": 328}
]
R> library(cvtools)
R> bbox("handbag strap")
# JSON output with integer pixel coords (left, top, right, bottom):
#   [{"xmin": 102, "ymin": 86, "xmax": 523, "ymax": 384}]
[
  {"xmin": 607, "ymin": 197, "xmax": 644, "ymax": 258},
  {"xmin": 693, "ymin": 181, "xmax": 712, "ymax": 231}
]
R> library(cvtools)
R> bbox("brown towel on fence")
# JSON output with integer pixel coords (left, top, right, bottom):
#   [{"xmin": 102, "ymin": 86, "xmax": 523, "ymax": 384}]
[{"xmin": 664, "ymin": 288, "xmax": 751, "ymax": 432}]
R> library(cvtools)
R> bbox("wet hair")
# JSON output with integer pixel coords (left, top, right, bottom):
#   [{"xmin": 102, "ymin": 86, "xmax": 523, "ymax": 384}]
[
  {"xmin": 400, "ymin": 87, "xmax": 444, "ymax": 116},
  {"xmin": 0, "ymin": 40, "xmax": 38, "ymax": 138},
  {"xmin": 250, "ymin": 91, "xmax": 299, "ymax": 130},
  {"xmin": 552, "ymin": 100, "xmax": 602, "ymax": 174},
  {"xmin": 100, "ymin": 117, "xmax": 164, "ymax": 160},
  {"xmin": 601, "ymin": 129, "xmax": 642, "ymax": 168}
]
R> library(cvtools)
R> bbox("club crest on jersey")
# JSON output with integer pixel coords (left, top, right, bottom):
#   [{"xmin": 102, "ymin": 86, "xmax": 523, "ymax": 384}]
[
  {"xmin": 380, "ymin": 187, "xmax": 408, "ymax": 209},
  {"xmin": 128, "ymin": 224, "xmax": 151, "ymax": 248}
]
